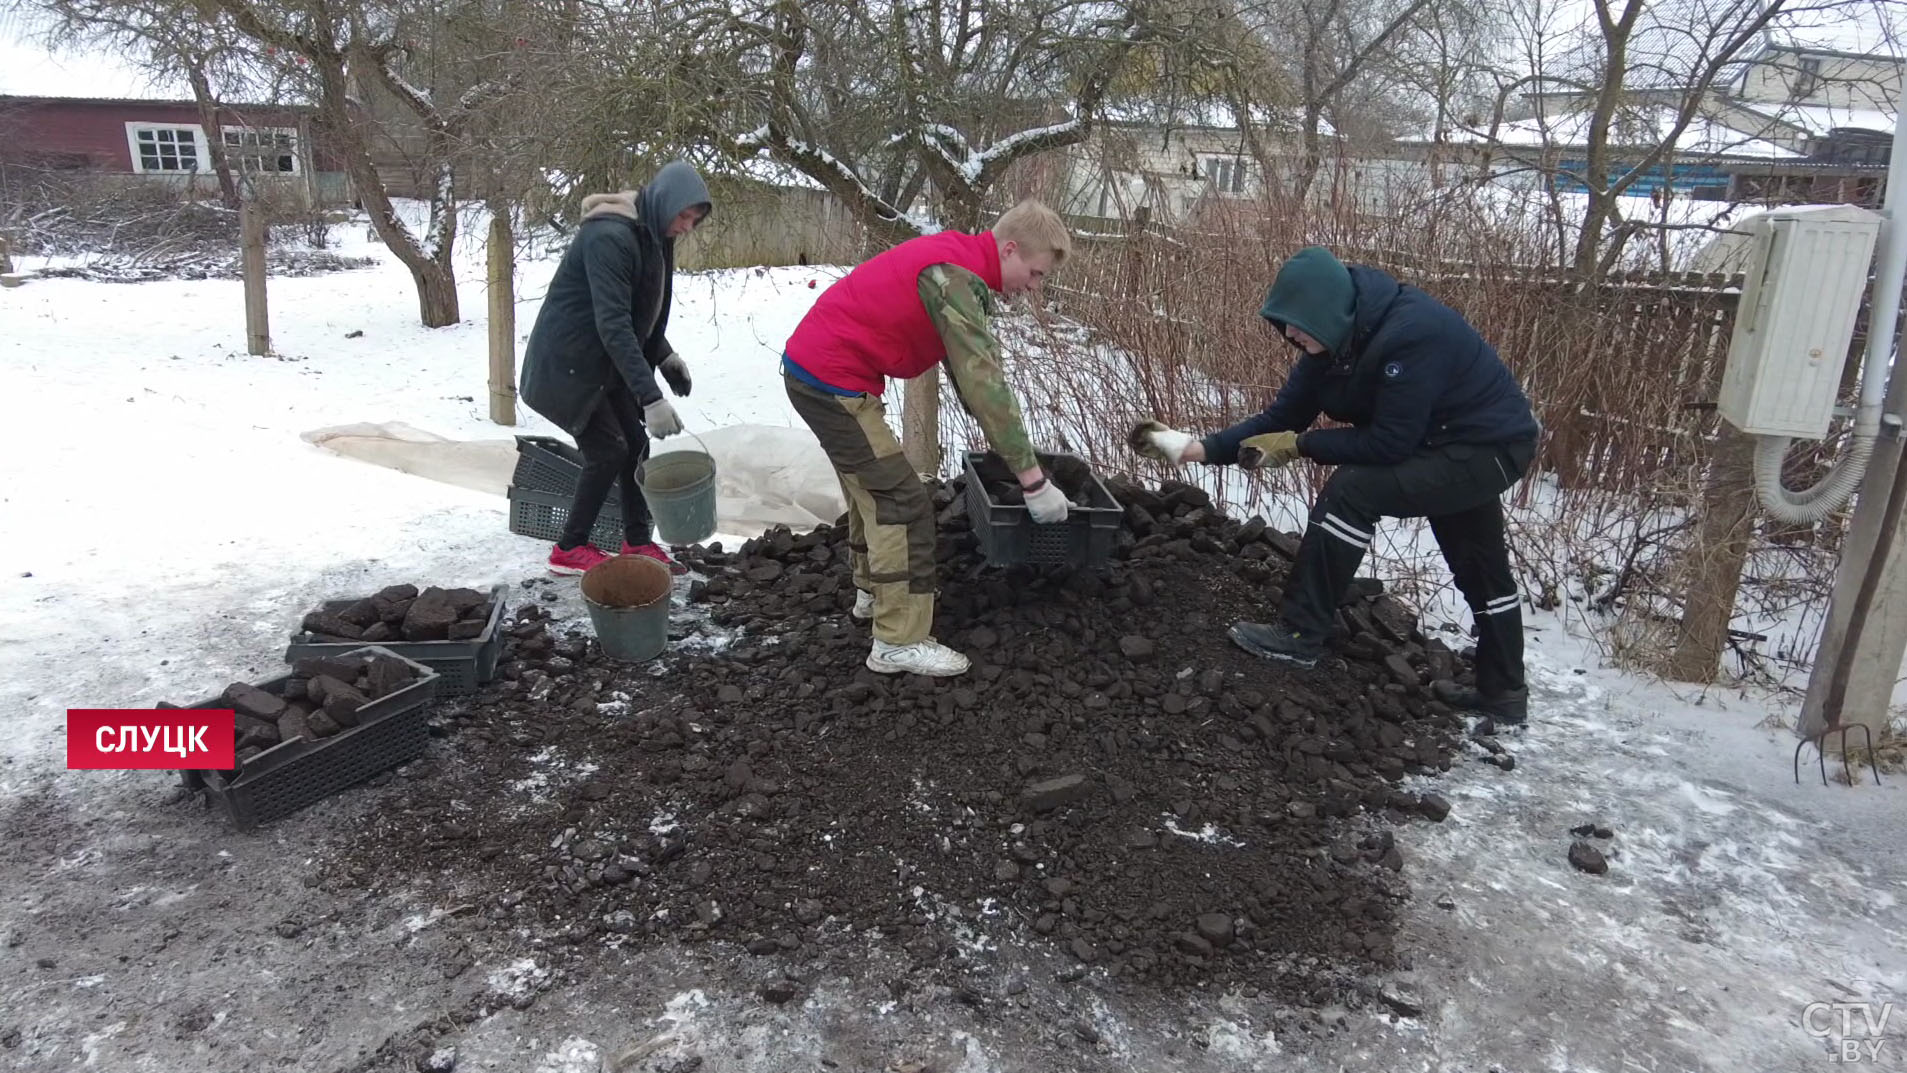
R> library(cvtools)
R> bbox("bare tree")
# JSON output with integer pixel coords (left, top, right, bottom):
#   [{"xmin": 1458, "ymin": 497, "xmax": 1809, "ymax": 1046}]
[
  {"xmin": 1114, "ymin": 3, "xmax": 1300, "ymax": 201},
  {"xmin": 1235, "ymin": 0, "xmax": 1442, "ymax": 200},
  {"xmin": 464, "ymin": 1, "xmax": 1292, "ymax": 238},
  {"xmin": 1568, "ymin": 0, "xmax": 1784, "ymax": 274},
  {"xmin": 1384, "ymin": 0, "xmax": 1496, "ymax": 164},
  {"xmin": 31, "ymin": 0, "xmax": 264, "ymax": 208},
  {"xmin": 1454, "ymin": 0, "xmax": 1892, "ymax": 276},
  {"xmin": 186, "ymin": 0, "xmax": 541, "ymax": 326},
  {"xmin": 541, "ymin": 1, "xmax": 1225, "ymax": 473},
  {"xmin": 692, "ymin": 0, "xmax": 1166, "ymax": 240}
]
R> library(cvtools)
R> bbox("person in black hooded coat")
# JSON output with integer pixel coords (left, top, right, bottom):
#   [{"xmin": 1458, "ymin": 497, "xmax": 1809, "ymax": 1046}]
[
  {"xmin": 521, "ymin": 161, "xmax": 711, "ymax": 577},
  {"xmin": 1129, "ymin": 246, "xmax": 1541, "ymax": 727}
]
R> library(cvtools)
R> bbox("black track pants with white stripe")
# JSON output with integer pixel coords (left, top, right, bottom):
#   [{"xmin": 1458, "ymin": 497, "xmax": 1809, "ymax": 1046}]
[{"xmin": 1281, "ymin": 439, "xmax": 1537, "ymax": 697}]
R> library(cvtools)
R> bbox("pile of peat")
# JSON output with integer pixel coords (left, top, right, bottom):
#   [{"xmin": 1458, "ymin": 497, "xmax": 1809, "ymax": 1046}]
[{"xmin": 327, "ymin": 473, "xmax": 1492, "ymax": 1007}]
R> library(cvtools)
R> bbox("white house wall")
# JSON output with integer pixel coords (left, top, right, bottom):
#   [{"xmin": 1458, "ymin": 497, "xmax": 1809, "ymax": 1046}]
[{"xmin": 1735, "ymin": 51, "xmax": 1903, "ymax": 112}]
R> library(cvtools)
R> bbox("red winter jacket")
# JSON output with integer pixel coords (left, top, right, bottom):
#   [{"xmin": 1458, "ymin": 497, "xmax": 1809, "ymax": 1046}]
[{"xmin": 784, "ymin": 230, "xmax": 1003, "ymax": 395}]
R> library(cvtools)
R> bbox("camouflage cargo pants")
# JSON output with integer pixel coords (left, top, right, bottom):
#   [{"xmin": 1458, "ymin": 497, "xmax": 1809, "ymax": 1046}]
[{"xmin": 785, "ymin": 373, "xmax": 937, "ymax": 645}]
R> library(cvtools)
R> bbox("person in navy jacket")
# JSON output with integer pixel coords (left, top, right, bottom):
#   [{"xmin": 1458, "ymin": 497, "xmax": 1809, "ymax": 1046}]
[{"xmin": 1130, "ymin": 246, "xmax": 1541, "ymax": 726}]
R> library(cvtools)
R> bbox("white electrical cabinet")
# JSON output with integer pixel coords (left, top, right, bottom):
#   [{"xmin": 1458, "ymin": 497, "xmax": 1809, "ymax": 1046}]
[{"xmin": 1716, "ymin": 203, "xmax": 1882, "ymax": 440}]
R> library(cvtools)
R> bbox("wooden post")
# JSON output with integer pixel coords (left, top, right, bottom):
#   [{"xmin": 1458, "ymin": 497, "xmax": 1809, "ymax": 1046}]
[
  {"xmin": 487, "ymin": 208, "xmax": 518, "ymax": 426},
  {"xmin": 241, "ymin": 191, "xmax": 270, "ymax": 355},
  {"xmin": 901, "ymin": 369, "xmax": 941, "ymax": 477}
]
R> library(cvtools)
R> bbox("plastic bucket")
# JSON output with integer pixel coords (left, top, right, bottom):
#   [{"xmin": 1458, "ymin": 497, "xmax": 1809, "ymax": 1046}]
[
  {"xmin": 636, "ymin": 432, "xmax": 718, "ymax": 546},
  {"xmin": 580, "ymin": 556, "xmax": 672, "ymax": 662}
]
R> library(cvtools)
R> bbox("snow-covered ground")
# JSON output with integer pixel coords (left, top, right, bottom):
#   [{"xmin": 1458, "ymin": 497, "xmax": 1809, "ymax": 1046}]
[
  {"xmin": 3, "ymin": 205, "xmax": 1906, "ymax": 1071},
  {"xmin": 0, "ymin": 210, "xmax": 837, "ymax": 774}
]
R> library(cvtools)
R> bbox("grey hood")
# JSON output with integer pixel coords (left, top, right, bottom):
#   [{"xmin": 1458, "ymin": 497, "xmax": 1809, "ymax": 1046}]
[
  {"xmin": 637, "ymin": 160, "xmax": 711, "ymax": 235},
  {"xmin": 576, "ymin": 162, "xmax": 711, "ymax": 234}
]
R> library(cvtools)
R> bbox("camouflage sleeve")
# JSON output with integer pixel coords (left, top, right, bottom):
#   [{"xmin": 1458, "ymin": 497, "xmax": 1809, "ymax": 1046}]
[{"xmin": 918, "ymin": 264, "xmax": 1040, "ymax": 475}]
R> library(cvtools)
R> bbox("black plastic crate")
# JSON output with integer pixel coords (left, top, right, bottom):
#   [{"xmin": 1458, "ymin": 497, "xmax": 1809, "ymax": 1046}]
[
  {"xmin": 507, "ymin": 484, "xmax": 626, "ymax": 555},
  {"xmin": 962, "ymin": 451, "xmax": 1125, "ymax": 567},
  {"xmin": 283, "ymin": 584, "xmax": 507, "ymax": 696},
  {"xmin": 511, "ymin": 434, "xmax": 621, "ymax": 506},
  {"xmin": 162, "ymin": 645, "xmax": 440, "ymax": 831}
]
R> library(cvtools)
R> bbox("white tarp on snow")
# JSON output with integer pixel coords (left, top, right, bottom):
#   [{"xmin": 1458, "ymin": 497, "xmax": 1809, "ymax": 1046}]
[{"xmin": 302, "ymin": 421, "xmax": 847, "ymax": 537}]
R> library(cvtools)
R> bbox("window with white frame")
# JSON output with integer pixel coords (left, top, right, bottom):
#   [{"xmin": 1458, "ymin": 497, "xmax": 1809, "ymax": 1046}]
[
  {"xmin": 127, "ymin": 123, "xmax": 205, "ymax": 173},
  {"xmin": 223, "ymin": 127, "xmax": 299, "ymax": 174},
  {"xmin": 1200, "ymin": 155, "xmax": 1248, "ymax": 195}
]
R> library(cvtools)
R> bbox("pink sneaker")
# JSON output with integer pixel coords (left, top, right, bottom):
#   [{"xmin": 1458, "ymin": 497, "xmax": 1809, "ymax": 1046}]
[
  {"xmin": 621, "ymin": 541, "xmax": 689, "ymax": 576},
  {"xmin": 548, "ymin": 543, "xmax": 612, "ymax": 576}
]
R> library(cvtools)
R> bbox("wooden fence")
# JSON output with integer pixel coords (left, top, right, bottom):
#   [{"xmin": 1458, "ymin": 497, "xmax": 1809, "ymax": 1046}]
[
  {"xmin": 676, "ymin": 184, "xmax": 873, "ymax": 271},
  {"xmin": 1049, "ymin": 224, "xmax": 1755, "ymax": 502}
]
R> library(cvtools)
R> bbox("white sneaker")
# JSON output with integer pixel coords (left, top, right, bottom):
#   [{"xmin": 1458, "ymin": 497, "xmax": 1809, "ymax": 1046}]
[
  {"xmin": 851, "ymin": 589, "xmax": 874, "ymax": 621},
  {"xmin": 866, "ymin": 637, "xmax": 971, "ymax": 677}
]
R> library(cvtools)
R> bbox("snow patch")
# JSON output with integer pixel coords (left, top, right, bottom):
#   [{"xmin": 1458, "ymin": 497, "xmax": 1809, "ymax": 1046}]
[
  {"xmin": 1198, "ymin": 1016, "xmax": 1280, "ymax": 1059},
  {"xmin": 486, "ymin": 957, "xmax": 550, "ymax": 1000},
  {"xmin": 405, "ymin": 908, "xmax": 451, "ymax": 932},
  {"xmin": 531, "ymin": 1037, "xmax": 601, "ymax": 1073},
  {"xmin": 1163, "ymin": 816, "xmax": 1247, "ymax": 847},
  {"xmin": 79, "ymin": 1021, "xmax": 128, "ymax": 1066}
]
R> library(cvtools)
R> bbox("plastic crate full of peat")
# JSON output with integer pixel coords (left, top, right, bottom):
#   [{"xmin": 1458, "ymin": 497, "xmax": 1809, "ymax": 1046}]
[
  {"xmin": 961, "ymin": 451, "xmax": 1124, "ymax": 567},
  {"xmin": 160, "ymin": 645, "xmax": 441, "ymax": 831}
]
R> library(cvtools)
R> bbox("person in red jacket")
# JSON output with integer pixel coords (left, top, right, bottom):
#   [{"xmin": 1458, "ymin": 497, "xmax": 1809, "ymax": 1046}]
[{"xmin": 783, "ymin": 199, "xmax": 1072, "ymax": 677}]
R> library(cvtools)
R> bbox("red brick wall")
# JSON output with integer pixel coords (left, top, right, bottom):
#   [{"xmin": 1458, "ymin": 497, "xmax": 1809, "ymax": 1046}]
[{"xmin": 0, "ymin": 97, "xmax": 340, "ymax": 172}]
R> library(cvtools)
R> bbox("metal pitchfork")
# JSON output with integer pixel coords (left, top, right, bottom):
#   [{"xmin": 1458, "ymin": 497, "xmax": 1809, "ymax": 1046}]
[{"xmin": 1793, "ymin": 720, "xmax": 1883, "ymax": 787}]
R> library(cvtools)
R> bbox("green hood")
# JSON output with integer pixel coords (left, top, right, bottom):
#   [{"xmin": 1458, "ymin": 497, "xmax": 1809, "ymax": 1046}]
[{"xmin": 1258, "ymin": 246, "xmax": 1356, "ymax": 356}]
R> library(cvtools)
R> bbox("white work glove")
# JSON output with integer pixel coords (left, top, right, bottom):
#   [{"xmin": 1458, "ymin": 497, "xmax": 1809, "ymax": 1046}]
[
  {"xmin": 1023, "ymin": 477, "xmax": 1071, "ymax": 524},
  {"xmin": 1128, "ymin": 419, "xmax": 1195, "ymax": 463},
  {"xmin": 644, "ymin": 398, "xmax": 684, "ymax": 438},
  {"xmin": 658, "ymin": 354, "xmax": 692, "ymax": 397}
]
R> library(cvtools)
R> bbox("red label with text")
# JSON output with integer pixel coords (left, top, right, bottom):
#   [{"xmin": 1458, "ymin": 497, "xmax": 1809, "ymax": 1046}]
[{"xmin": 67, "ymin": 710, "xmax": 235, "ymax": 770}]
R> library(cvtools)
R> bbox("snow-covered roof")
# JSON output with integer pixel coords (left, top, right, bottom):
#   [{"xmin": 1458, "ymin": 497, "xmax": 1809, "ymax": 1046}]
[
  {"xmin": 1100, "ymin": 99, "xmax": 1336, "ymax": 139},
  {"xmin": 1735, "ymin": 99, "xmax": 1896, "ymax": 136},
  {"xmin": 0, "ymin": 30, "xmax": 187, "ymax": 100},
  {"xmin": 1491, "ymin": 0, "xmax": 1903, "ymax": 88},
  {"xmin": 1417, "ymin": 105, "xmax": 1804, "ymax": 160}
]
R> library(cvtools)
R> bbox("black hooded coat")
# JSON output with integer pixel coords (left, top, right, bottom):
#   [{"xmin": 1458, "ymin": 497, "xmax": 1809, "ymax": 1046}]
[{"xmin": 520, "ymin": 162, "xmax": 712, "ymax": 435}]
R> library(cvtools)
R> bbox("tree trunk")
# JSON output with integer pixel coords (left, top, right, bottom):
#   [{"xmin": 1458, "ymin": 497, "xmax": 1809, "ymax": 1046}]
[
  {"xmin": 1574, "ymin": 189, "xmax": 1620, "ymax": 278},
  {"xmin": 902, "ymin": 373, "xmax": 942, "ymax": 477},
  {"xmin": 412, "ymin": 259, "xmax": 461, "ymax": 328},
  {"xmin": 320, "ymin": 63, "xmax": 461, "ymax": 327},
  {"xmin": 1570, "ymin": 1, "xmax": 1637, "ymax": 276},
  {"xmin": 1292, "ymin": 108, "xmax": 1326, "ymax": 204},
  {"xmin": 186, "ymin": 60, "xmax": 241, "ymax": 210},
  {"xmin": 1666, "ymin": 422, "xmax": 1757, "ymax": 682},
  {"xmin": 944, "ymin": 194, "xmax": 984, "ymax": 233}
]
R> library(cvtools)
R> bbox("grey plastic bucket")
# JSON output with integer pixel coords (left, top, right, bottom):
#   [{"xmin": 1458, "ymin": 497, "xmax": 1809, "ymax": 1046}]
[
  {"xmin": 579, "ymin": 556, "xmax": 672, "ymax": 662},
  {"xmin": 636, "ymin": 433, "xmax": 718, "ymax": 546}
]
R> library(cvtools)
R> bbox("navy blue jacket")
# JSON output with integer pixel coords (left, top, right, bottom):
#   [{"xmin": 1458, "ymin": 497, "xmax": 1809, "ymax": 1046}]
[{"xmin": 1204, "ymin": 266, "xmax": 1539, "ymax": 467}]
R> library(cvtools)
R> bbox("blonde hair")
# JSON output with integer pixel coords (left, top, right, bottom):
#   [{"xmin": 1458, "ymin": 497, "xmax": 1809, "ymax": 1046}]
[{"xmin": 992, "ymin": 198, "xmax": 1071, "ymax": 265}]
